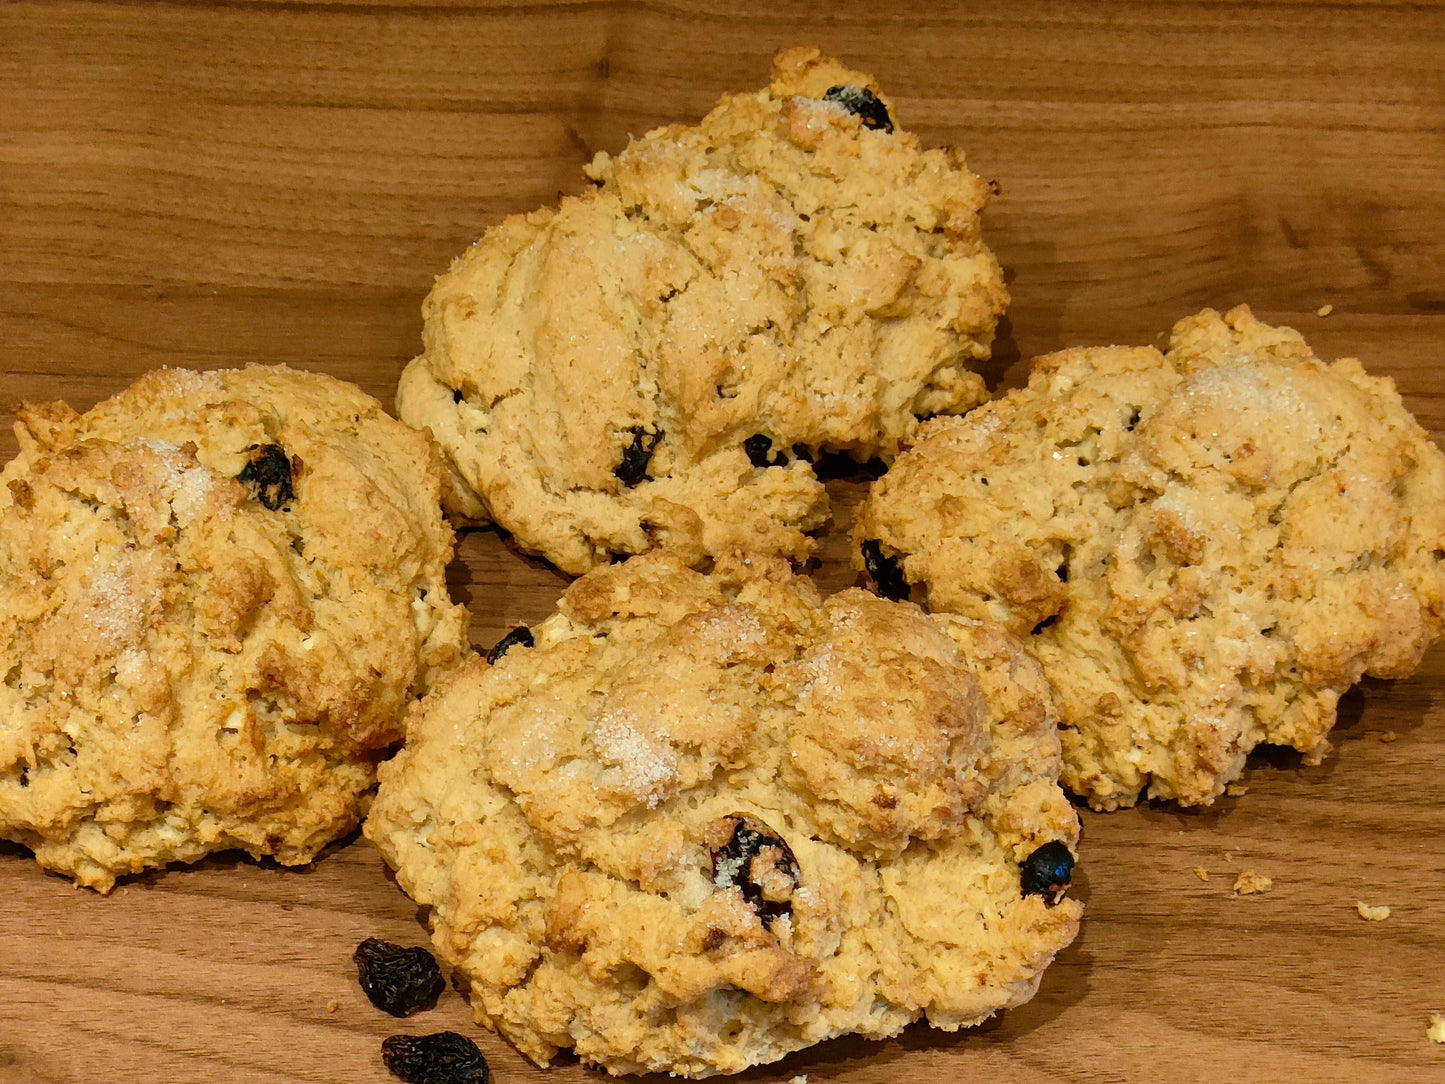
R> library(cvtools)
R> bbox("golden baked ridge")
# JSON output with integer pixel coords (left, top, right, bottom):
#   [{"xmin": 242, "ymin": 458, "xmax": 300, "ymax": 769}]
[
  {"xmin": 366, "ymin": 553, "xmax": 1080, "ymax": 1077},
  {"xmin": 399, "ymin": 46, "xmax": 1008, "ymax": 574},
  {"xmin": 0, "ymin": 366, "xmax": 467, "ymax": 889},
  {"xmin": 854, "ymin": 305, "xmax": 1445, "ymax": 809}
]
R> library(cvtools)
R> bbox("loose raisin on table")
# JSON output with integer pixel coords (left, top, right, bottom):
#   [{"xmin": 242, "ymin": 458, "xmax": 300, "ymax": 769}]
[
  {"xmin": 381, "ymin": 1032, "xmax": 490, "ymax": 1084},
  {"xmin": 709, "ymin": 814, "xmax": 801, "ymax": 929},
  {"xmin": 823, "ymin": 84, "xmax": 893, "ymax": 132},
  {"xmin": 1019, "ymin": 841, "xmax": 1075, "ymax": 906},
  {"xmin": 485, "ymin": 625, "xmax": 534, "ymax": 665},
  {"xmin": 236, "ymin": 443, "xmax": 295, "ymax": 511},
  {"xmin": 615, "ymin": 426, "xmax": 661, "ymax": 487},
  {"xmin": 354, "ymin": 938, "xmax": 446, "ymax": 1017},
  {"xmin": 860, "ymin": 539, "xmax": 909, "ymax": 602}
]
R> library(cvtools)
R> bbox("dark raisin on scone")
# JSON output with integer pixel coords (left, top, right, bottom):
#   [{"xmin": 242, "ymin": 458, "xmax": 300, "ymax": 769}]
[
  {"xmin": 365, "ymin": 552, "xmax": 1079, "ymax": 1077},
  {"xmin": 397, "ymin": 46, "xmax": 1008, "ymax": 574},
  {"xmin": 0, "ymin": 366, "xmax": 468, "ymax": 890},
  {"xmin": 854, "ymin": 305, "xmax": 1445, "ymax": 809}
]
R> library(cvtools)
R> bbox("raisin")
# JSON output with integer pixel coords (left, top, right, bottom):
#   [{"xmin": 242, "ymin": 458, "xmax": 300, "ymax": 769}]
[
  {"xmin": 486, "ymin": 625, "xmax": 534, "ymax": 665},
  {"xmin": 452, "ymin": 388, "xmax": 464, "ymax": 404},
  {"xmin": 354, "ymin": 938, "xmax": 446, "ymax": 1017},
  {"xmin": 1020, "ymin": 841, "xmax": 1075, "ymax": 906},
  {"xmin": 237, "ymin": 443, "xmax": 295, "ymax": 511},
  {"xmin": 742, "ymin": 434, "xmax": 789, "ymax": 468},
  {"xmin": 823, "ymin": 84, "xmax": 893, "ymax": 133},
  {"xmin": 381, "ymin": 1032, "xmax": 490, "ymax": 1084},
  {"xmin": 861, "ymin": 539, "xmax": 909, "ymax": 602},
  {"xmin": 743, "ymin": 434, "xmax": 774, "ymax": 467},
  {"xmin": 615, "ymin": 426, "xmax": 661, "ymax": 487},
  {"xmin": 710, "ymin": 814, "xmax": 800, "ymax": 929}
]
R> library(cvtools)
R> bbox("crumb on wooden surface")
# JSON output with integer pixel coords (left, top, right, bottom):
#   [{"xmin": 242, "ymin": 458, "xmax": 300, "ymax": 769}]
[
  {"xmin": 1428, "ymin": 1014, "xmax": 1445, "ymax": 1044},
  {"xmin": 1356, "ymin": 901, "xmax": 1391, "ymax": 922},
  {"xmin": 1380, "ymin": 730, "xmax": 1399, "ymax": 743},
  {"xmin": 1225, "ymin": 783, "xmax": 1249, "ymax": 797},
  {"xmin": 326, "ymin": 999, "xmax": 340, "ymax": 1013},
  {"xmin": 1233, "ymin": 870, "xmax": 1273, "ymax": 896},
  {"xmin": 1194, "ymin": 867, "xmax": 1209, "ymax": 882},
  {"xmin": 1316, "ymin": 303, "xmax": 1334, "ymax": 317},
  {"xmin": 789, "ymin": 1076, "xmax": 809, "ymax": 1084}
]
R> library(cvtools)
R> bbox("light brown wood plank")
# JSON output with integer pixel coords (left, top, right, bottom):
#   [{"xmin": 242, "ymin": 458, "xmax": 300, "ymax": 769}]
[{"xmin": 3, "ymin": 2, "xmax": 1445, "ymax": 1082}]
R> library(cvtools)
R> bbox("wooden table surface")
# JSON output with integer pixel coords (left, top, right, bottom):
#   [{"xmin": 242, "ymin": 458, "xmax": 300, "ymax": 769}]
[{"xmin": 3, "ymin": 3, "xmax": 1444, "ymax": 1082}]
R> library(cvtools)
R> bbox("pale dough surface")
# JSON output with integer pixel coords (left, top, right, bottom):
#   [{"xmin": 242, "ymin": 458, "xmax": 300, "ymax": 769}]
[
  {"xmin": 0, "ymin": 366, "xmax": 467, "ymax": 889},
  {"xmin": 399, "ymin": 46, "xmax": 1007, "ymax": 573},
  {"xmin": 855, "ymin": 306, "xmax": 1445, "ymax": 808},
  {"xmin": 366, "ymin": 553, "xmax": 1079, "ymax": 1077}
]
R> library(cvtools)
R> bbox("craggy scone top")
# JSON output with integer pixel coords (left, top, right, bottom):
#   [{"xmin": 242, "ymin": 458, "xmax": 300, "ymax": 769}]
[
  {"xmin": 0, "ymin": 366, "xmax": 467, "ymax": 889},
  {"xmin": 399, "ymin": 46, "xmax": 1007, "ymax": 574},
  {"xmin": 366, "ymin": 553, "xmax": 1079, "ymax": 1077},
  {"xmin": 854, "ymin": 306, "xmax": 1445, "ymax": 809}
]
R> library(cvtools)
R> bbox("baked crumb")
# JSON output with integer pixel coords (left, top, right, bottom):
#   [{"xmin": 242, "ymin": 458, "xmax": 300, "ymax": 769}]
[
  {"xmin": 363, "ymin": 551, "xmax": 1083, "ymax": 1075},
  {"xmin": 0, "ymin": 367, "xmax": 468, "ymax": 891},
  {"xmin": 1428, "ymin": 1014, "xmax": 1445, "ymax": 1044},
  {"xmin": 1193, "ymin": 867, "xmax": 1209, "ymax": 882},
  {"xmin": 1225, "ymin": 783, "xmax": 1249, "ymax": 797},
  {"xmin": 1355, "ymin": 901, "xmax": 1390, "ymax": 922},
  {"xmin": 326, "ymin": 999, "xmax": 340, "ymax": 1014},
  {"xmin": 1232, "ymin": 870, "xmax": 1273, "ymax": 896},
  {"xmin": 1316, "ymin": 303, "xmax": 1333, "ymax": 317},
  {"xmin": 1380, "ymin": 730, "xmax": 1400, "ymax": 743},
  {"xmin": 849, "ymin": 304, "xmax": 1445, "ymax": 812},
  {"xmin": 399, "ymin": 47, "xmax": 1007, "ymax": 576}
]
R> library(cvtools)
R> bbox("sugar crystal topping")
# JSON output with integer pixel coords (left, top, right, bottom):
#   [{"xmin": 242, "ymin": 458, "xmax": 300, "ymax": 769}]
[
  {"xmin": 157, "ymin": 367, "xmax": 225, "ymax": 396},
  {"xmin": 169, "ymin": 464, "xmax": 217, "ymax": 523},
  {"xmin": 85, "ymin": 568, "xmax": 145, "ymax": 646},
  {"xmin": 1181, "ymin": 360, "xmax": 1309, "ymax": 422},
  {"xmin": 591, "ymin": 709, "xmax": 678, "ymax": 805}
]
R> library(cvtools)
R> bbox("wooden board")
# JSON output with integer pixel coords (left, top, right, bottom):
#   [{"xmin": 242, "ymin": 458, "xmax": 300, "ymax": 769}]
[{"xmin": 2, "ymin": 3, "xmax": 1444, "ymax": 1081}]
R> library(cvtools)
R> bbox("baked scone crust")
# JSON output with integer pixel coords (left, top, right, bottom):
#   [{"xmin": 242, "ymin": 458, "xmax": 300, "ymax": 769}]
[
  {"xmin": 854, "ymin": 305, "xmax": 1445, "ymax": 809},
  {"xmin": 366, "ymin": 553, "xmax": 1079, "ymax": 1077},
  {"xmin": 0, "ymin": 366, "xmax": 467, "ymax": 889},
  {"xmin": 399, "ymin": 46, "xmax": 1008, "ymax": 573}
]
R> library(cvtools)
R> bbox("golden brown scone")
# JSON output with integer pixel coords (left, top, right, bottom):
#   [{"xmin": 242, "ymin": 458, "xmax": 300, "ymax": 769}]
[
  {"xmin": 0, "ymin": 366, "xmax": 467, "ymax": 890},
  {"xmin": 399, "ymin": 46, "xmax": 1008, "ymax": 574},
  {"xmin": 854, "ymin": 305, "xmax": 1445, "ymax": 809},
  {"xmin": 366, "ymin": 553, "xmax": 1080, "ymax": 1077}
]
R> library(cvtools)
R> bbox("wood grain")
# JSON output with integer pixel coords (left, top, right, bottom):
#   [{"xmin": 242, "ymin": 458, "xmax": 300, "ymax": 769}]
[{"xmin": 2, "ymin": 3, "xmax": 1444, "ymax": 1082}]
